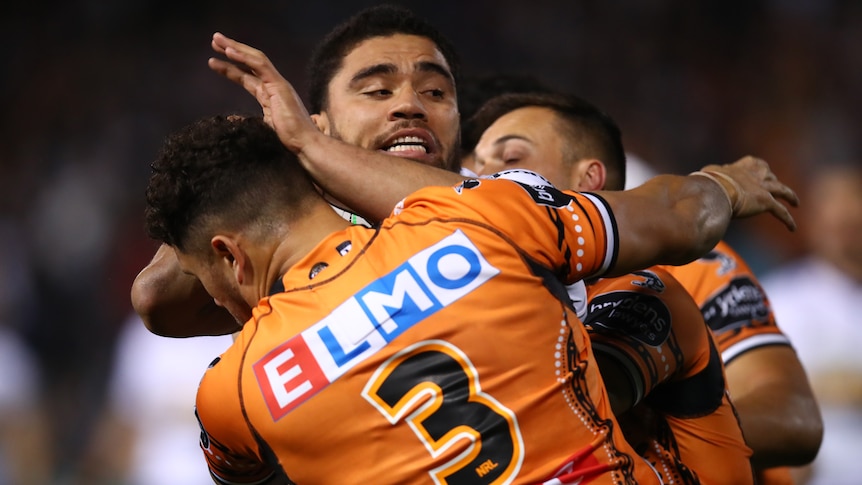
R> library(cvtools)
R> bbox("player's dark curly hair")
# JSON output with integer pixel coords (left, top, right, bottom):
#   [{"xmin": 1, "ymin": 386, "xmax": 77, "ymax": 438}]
[
  {"xmin": 145, "ymin": 115, "xmax": 316, "ymax": 254},
  {"xmin": 467, "ymin": 92, "xmax": 627, "ymax": 190},
  {"xmin": 307, "ymin": 4, "xmax": 461, "ymax": 114}
]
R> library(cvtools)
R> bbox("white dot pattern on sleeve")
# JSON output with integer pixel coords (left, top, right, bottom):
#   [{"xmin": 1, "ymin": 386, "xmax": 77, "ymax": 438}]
[
  {"xmin": 568, "ymin": 201, "xmax": 588, "ymax": 274},
  {"xmin": 556, "ymin": 316, "xmax": 567, "ymax": 381}
]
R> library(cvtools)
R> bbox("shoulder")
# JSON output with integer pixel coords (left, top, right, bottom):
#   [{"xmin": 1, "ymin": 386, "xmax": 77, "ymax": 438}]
[{"xmin": 395, "ymin": 169, "xmax": 583, "ymax": 219}]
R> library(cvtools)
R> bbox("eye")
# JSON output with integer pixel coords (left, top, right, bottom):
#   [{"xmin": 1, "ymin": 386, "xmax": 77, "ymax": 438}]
[
  {"xmin": 363, "ymin": 89, "xmax": 392, "ymax": 98},
  {"xmin": 424, "ymin": 88, "xmax": 445, "ymax": 99},
  {"xmin": 495, "ymin": 137, "xmax": 536, "ymax": 166},
  {"xmin": 502, "ymin": 148, "xmax": 525, "ymax": 164}
]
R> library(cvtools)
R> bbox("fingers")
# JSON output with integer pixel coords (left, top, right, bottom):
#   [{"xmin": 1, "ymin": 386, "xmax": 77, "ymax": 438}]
[
  {"xmin": 207, "ymin": 32, "xmax": 316, "ymax": 153},
  {"xmin": 209, "ymin": 32, "xmax": 271, "ymax": 100},
  {"xmin": 764, "ymin": 179, "xmax": 799, "ymax": 231},
  {"xmin": 210, "ymin": 32, "xmax": 291, "ymax": 98},
  {"xmin": 705, "ymin": 156, "xmax": 800, "ymax": 231},
  {"xmin": 212, "ymin": 33, "xmax": 280, "ymax": 81},
  {"xmin": 210, "ymin": 33, "xmax": 227, "ymax": 56},
  {"xmin": 741, "ymin": 156, "xmax": 800, "ymax": 211},
  {"xmin": 771, "ymin": 180, "xmax": 800, "ymax": 207},
  {"xmin": 771, "ymin": 203, "xmax": 797, "ymax": 232},
  {"xmin": 208, "ymin": 57, "xmax": 262, "ymax": 98},
  {"xmin": 744, "ymin": 158, "xmax": 799, "ymax": 230}
]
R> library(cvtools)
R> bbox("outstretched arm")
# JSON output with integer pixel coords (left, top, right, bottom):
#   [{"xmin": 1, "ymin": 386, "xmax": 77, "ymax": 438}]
[
  {"xmin": 599, "ymin": 156, "xmax": 798, "ymax": 276},
  {"xmin": 207, "ymin": 32, "xmax": 463, "ymax": 223},
  {"xmin": 207, "ymin": 33, "xmax": 798, "ymax": 275}
]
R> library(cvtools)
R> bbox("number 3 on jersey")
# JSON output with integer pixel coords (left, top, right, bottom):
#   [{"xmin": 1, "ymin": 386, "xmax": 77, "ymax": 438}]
[{"xmin": 362, "ymin": 340, "xmax": 524, "ymax": 484}]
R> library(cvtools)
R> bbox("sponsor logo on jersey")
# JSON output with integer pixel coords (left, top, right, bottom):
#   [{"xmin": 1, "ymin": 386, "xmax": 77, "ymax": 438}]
[
  {"xmin": 489, "ymin": 169, "xmax": 552, "ymax": 187},
  {"xmin": 699, "ymin": 250, "xmax": 736, "ymax": 276},
  {"xmin": 455, "ymin": 178, "xmax": 482, "ymax": 194},
  {"xmin": 253, "ymin": 230, "xmax": 500, "ymax": 421},
  {"xmin": 513, "ymin": 181, "xmax": 573, "ymax": 209},
  {"xmin": 335, "ymin": 240, "xmax": 352, "ymax": 256},
  {"xmin": 308, "ymin": 262, "xmax": 329, "ymax": 279},
  {"xmin": 701, "ymin": 276, "xmax": 770, "ymax": 331},
  {"xmin": 631, "ymin": 270, "xmax": 666, "ymax": 293},
  {"xmin": 487, "ymin": 169, "xmax": 573, "ymax": 208},
  {"xmin": 586, "ymin": 291, "xmax": 672, "ymax": 346}
]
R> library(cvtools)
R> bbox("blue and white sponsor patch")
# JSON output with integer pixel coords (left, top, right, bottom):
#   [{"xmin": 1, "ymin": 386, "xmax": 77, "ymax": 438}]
[{"xmin": 253, "ymin": 229, "xmax": 499, "ymax": 420}]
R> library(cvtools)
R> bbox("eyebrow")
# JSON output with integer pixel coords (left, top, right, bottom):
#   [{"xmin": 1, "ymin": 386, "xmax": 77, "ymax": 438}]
[
  {"xmin": 493, "ymin": 134, "xmax": 532, "ymax": 147},
  {"xmin": 348, "ymin": 61, "xmax": 455, "ymax": 88}
]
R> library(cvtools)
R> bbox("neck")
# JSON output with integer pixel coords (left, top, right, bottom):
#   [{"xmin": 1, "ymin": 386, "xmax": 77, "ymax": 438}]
[{"xmin": 258, "ymin": 202, "xmax": 352, "ymax": 299}]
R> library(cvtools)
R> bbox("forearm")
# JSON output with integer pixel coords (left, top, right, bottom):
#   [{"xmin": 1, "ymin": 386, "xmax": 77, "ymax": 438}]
[
  {"xmin": 601, "ymin": 173, "xmax": 732, "ymax": 276},
  {"xmin": 602, "ymin": 156, "xmax": 797, "ymax": 277},
  {"xmin": 297, "ymin": 132, "xmax": 463, "ymax": 222},
  {"xmin": 131, "ymin": 244, "xmax": 239, "ymax": 337}
]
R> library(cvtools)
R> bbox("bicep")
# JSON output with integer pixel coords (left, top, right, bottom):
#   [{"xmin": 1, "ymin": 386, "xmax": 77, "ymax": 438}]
[
  {"xmin": 725, "ymin": 345, "xmax": 818, "ymax": 410},
  {"xmin": 725, "ymin": 344, "xmax": 823, "ymax": 466}
]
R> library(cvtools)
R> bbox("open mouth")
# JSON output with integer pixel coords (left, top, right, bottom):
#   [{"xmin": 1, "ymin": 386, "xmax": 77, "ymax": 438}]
[{"xmin": 384, "ymin": 136, "xmax": 430, "ymax": 154}]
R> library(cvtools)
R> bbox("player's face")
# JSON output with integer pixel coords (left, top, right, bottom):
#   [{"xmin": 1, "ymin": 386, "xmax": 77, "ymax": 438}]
[
  {"xmin": 175, "ymin": 250, "xmax": 254, "ymax": 325},
  {"xmin": 318, "ymin": 34, "xmax": 460, "ymax": 172},
  {"xmin": 807, "ymin": 170, "xmax": 862, "ymax": 267},
  {"xmin": 473, "ymin": 106, "xmax": 577, "ymax": 188}
]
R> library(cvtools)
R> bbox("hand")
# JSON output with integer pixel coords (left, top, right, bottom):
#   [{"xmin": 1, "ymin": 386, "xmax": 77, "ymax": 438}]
[
  {"xmin": 697, "ymin": 156, "xmax": 799, "ymax": 231},
  {"xmin": 208, "ymin": 32, "xmax": 318, "ymax": 153}
]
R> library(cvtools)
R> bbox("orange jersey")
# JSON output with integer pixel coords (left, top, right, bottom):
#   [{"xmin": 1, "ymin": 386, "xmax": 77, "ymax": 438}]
[
  {"xmin": 195, "ymin": 174, "xmax": 661, "ymax": 485},
  {"xmin": 585, "ymin": 268, "xmax": 753, "ymax": 484},
  {"xmin": 660, "ymin": 241, "xmax": 794, "ymax": 485},
  {"xmin": 660, "ymin": 240, "xmax": 789, "ymax": 364}
]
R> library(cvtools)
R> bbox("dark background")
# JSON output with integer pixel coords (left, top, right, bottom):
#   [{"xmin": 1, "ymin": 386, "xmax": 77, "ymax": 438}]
[{"xmin": 1, "ymin": 0, "xmax": 859, "ymax": 482}]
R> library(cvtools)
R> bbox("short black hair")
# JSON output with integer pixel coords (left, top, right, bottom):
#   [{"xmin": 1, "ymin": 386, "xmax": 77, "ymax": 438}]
[
  {"xmin": 307, "ymin": 4, "xmax": 461, "ymax": 114},
  {"xmin": 467, "ymin": 92, "xmax": 627, "ymax": 190},
  {"xmin": 145, "ymin": 115, "xmax": 316, "ymax": 253},
  {"xmin": 458, "ymin": 73, "xmax": 552, "ymax": 153}
]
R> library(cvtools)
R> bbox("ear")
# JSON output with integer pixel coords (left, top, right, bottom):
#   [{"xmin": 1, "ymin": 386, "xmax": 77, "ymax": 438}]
[
  {"xmin": 572, "ymin": 159, "xmax": 607, "ymax": 192},
  {"xmin": 211, "ymin": 235, "xmax": 250, "ymax": 286},
  {"xmin": 311, "ymin": 112, "xmax": 330, "ymax": 135}
]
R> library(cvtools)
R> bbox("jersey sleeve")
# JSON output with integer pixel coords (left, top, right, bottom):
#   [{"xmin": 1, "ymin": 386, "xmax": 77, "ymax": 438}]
[
  {"xmin": 394, "ymin": 170, "xmax": 619, "ymax": 283},
  {"xmin": 661, "ymin": 240, "xmax": 791, "ymax": 364},
  {"xmin": 584, "ymin": 268, "xmax": 717, "ymax": 411},
  {"xmin": 196, "ymin": 352, "xmax": 277, "ymax": 484}
]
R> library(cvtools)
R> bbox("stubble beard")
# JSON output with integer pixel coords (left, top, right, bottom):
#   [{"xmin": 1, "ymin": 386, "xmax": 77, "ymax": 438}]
[{"xmin": 327, "ymin": 120, "xmax": 460, "ymax": 173}]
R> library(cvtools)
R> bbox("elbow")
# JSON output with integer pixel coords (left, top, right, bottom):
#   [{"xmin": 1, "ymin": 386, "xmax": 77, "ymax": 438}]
[
  {"xmin": 783, "ymin": 413, "xmax": 824, "ymax": 466},
  {"xmin": 130, "ymin": 272, "xmax": 172, "ymax": 337},
  {"xmin": 777, "ymin": 393, "xmax": 824, "ymax": 466},
  {"xmin": 131, "ymin": 266, "xmax": 241, "ymax": 338},
  {"xmin": 749, "ymin": 400, "xmax": 824, "ymax": 469}
]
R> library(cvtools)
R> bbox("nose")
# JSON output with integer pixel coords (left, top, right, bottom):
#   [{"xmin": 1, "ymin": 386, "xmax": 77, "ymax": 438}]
[{"xmin": 388, "ymin": 88, "xmax": 428, "ymax": 121}]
